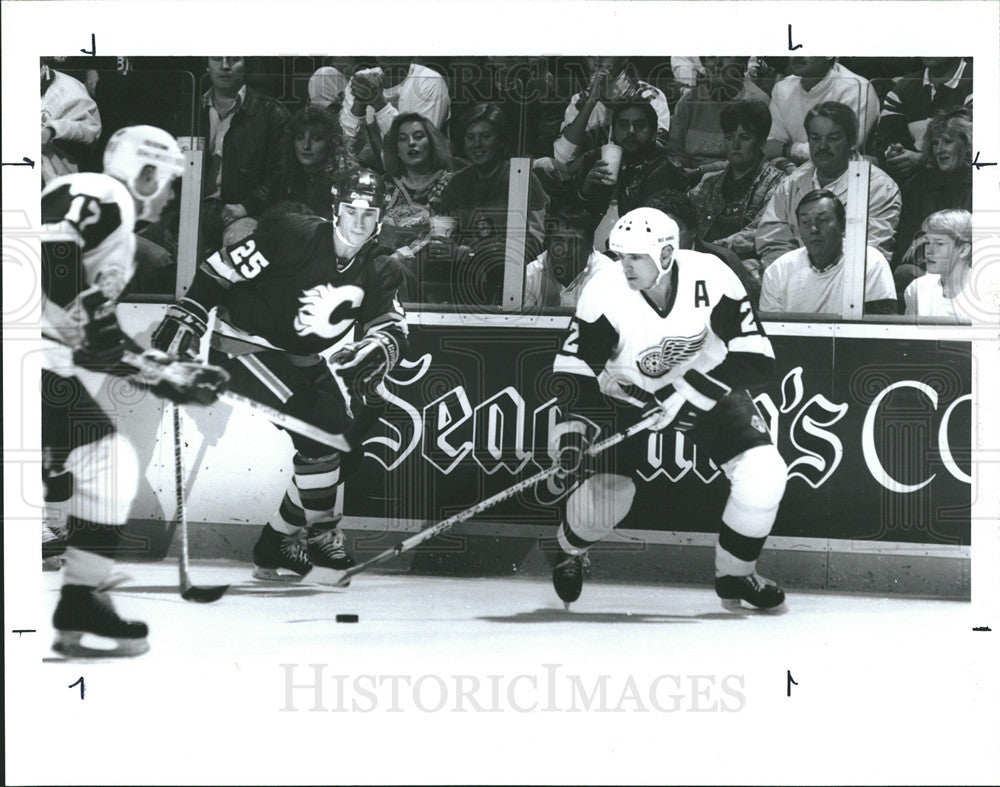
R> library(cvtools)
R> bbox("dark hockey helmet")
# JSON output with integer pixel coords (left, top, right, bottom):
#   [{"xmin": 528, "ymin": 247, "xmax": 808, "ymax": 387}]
[{"xmin": 330, "ymin": 168, "xmax": 389, "ymax": 218}]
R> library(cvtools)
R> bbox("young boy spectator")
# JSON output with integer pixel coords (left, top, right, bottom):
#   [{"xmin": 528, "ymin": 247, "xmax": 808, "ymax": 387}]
[
  {"xmin": 759, "ymin": 190, "xmax": 896, "ymax": 316},
  {"xmin": 755, "ymin": 102, "xmax": 900, "ymax": 266},
  {"xmin": 764, "ymin": 57, "xmax": 880, "ymax": 172}
]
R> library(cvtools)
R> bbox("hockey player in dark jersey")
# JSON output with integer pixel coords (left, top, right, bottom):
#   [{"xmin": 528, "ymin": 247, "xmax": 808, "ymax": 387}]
[
  {"xmin": 547, "ymin": 207, "xmax": 788, "ymax": 610},
  {"xmin": 151, "ymin": 169, "xmax": 408, "ymax": 585},
  {"xmin": 42, "ymin": 125, "xmax": 228, "ymax": 657}
]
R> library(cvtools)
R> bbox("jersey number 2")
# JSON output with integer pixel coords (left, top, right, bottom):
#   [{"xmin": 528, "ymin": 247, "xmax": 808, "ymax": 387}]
[{"xmin": 739, "ymin": 300, "xmax": 762, "ymax": 336}]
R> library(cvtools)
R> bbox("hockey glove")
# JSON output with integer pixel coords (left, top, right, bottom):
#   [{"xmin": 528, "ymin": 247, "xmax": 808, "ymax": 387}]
[
  {"xmin": 72, "ymin": 288, "xmax": 132, "ymax": 372},
  {"xmin": 329, "ymin": 332, "xmax": 399, "ymax": 406},
  {"xmin": 548, "ymin": 420, "xmax": 596, "ymax": 480},
  {"xmin": 151, "ymin": 298, "xmax": 208, "ymax": 360},
  {"xmin": 643, "ymin": 387, "xmax": 704, "ymax": 433},
  {"xmin": 131, "ymin": 349, "xmax": 230, "ymax": 406}
]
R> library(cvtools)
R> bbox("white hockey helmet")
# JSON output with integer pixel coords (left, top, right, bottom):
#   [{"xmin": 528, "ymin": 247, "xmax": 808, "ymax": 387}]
[
  {"xmin": 608, "ymin": 207, "xmax": 680, "ymax": 281},
  {"xmin": 103, "ymin": 125, "xmax": 186, "ymax": 221}
]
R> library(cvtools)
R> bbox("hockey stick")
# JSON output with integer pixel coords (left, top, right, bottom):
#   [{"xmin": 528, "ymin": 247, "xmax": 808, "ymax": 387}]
[
  {"xmin": 173, "ymin": 402, "xmax": 229, "ymax": 603},
  {"xmin": 316, "ymin": 410, "xmax": 666, "ymax": 587},
  {"xmin": 42, "ymin": 337, "xmax": 351, "ymax": 452}
]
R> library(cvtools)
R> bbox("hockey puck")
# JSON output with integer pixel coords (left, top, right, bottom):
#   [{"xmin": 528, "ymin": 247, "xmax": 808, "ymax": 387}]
[{"xmin": 336, "ymin": 614, "xmax": 359, "ymax": 623}]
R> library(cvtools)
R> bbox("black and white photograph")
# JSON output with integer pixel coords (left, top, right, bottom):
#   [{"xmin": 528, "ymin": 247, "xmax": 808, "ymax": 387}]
[{"xmin": 3, "ymin": 1, "xmax": 999, "ymax": 783}]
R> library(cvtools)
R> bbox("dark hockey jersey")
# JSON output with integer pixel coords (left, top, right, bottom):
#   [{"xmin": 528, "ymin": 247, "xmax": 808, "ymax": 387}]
[
  {"xmin": 187, "ymin": 212, "xmax": 407, "ymax": 356},
  {"xmin": 554, "ymin": 249, "xmax": 774, "ymax": 410}
]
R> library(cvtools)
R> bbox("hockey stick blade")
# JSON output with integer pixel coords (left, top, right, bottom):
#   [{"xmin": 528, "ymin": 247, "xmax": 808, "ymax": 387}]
[
  {"xmin": 321, "ymin": 410, "xmax": 667, "ymax": 586},
  {"xmin": 173, "ymin": 404, "xmax": 229, "ymax": 604}
]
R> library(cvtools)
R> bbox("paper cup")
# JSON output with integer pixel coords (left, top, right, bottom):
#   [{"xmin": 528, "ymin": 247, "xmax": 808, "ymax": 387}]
[
  {"xmin": 429, "ymin": 215, "xmax": 459, "ymax": 239},
  {"xmin": 601, "ymin": 143, "xmax": 623, "ymax": 182}
]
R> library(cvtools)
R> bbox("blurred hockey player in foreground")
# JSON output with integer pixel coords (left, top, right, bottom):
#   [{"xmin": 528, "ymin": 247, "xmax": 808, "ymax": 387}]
[
  {"xmin": 151, "ymin": 170, "xmax": 408, "ymax": 585},
  {"xmin": 547, "ymin": 207, "xmax": 788, "ymax": 610},
  {"xmin": 42, "ymin": 126, "xmax": 228, "ymax": 657}
]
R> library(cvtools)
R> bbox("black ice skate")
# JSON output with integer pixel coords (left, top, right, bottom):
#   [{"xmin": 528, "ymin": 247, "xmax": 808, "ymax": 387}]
[
  {"xmin": 303, "ymin": 526, "xmax": 356, "ymax": 586},
  {"xmin": 252, "ymin": 524, "xmax": 312, "ymax": 581},
  {"xmin": 715, "ymin": 573, "xmax": 786, "ymax": 611},
  {"xmin": 551, "ymin": 553, "xmax": 589, "ymax": 609},
  {"xmin": 52, "ymin": 585, "xmax": 149, "ymax": 658}
]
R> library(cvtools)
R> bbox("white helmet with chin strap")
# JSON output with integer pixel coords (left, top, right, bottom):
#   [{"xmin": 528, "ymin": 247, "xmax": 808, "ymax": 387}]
[
  {"xmin": 103, "ymin": 125, "xmax": 186, "ymax": 222},
  {"xmin": 608, "ymin": 207, "xmax": 680, "ymax": 286}
]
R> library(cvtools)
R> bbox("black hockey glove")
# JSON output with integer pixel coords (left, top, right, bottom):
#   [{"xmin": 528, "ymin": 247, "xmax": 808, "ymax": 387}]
[
  {"xmin": 151, "ymin": 298, "xmax": 208, "ymax": 360},
  {"xmin": 131, "ymin": 349, "xmax": 230, "ymax": 406},
  {"xmin": 329, "ymin": 332, "xmax": 399, "ymax": 406},
  {"xmin": 548, "ymin": 420, "xmax": 597, "ymax": 480},
  {"xmin": 72, "ymin": 288, "xmax": 131, "ymax": 372},
  {"xmin": 643, "ymin": 386, "xmax": 704, "ymax": 433}
]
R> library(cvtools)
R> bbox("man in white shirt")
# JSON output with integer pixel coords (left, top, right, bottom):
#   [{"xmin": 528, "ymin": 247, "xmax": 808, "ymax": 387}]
[
  {"xmin": 759, "ymin": 190, "xmax": 897, "ymax": 316},
  {"xmin": 764, "ymin": 57, "xmax": 879, "ymax": 171},
  {"xmin": 341, "ymin": 59, "xmax": 450, "ymax": 150},
  {"xmin": 524, "ymin": 206, "xmax": 611, "ymax": 309},
  {"xmin": 755, "ymin": 101, "xmax": 901, "ymax": 265}
]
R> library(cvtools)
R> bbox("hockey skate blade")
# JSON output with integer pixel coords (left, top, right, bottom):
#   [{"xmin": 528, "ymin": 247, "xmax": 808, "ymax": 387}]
[
  {"xmin": 52, "ymin": 630, "xmax": 150, "ymax": 658},
  {"xmin": 719, "ymin": 597, "xmax": 788, "ymax": 614},
  {"xmin": 301, "ymin": 566, "xmax": 351, "ymax": 588},
  {"xmin": 252, "ymin": 566, "xmax": 306, "ymax": 582},
  {"xmin": 181, "ymin": 584, "xmax": 229, "ymax": 603}
]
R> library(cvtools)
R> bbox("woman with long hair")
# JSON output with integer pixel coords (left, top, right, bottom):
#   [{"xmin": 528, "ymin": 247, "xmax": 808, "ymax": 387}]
[
  {"xmin": 269, "ymin": 104, "xmax": 355, "ymax": 218},
  {"xmin": 380, "ymin": 111, "xmax": 456, "ymax": 252}
]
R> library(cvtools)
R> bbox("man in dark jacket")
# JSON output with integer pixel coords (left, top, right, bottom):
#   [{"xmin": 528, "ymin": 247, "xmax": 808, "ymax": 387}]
[{"xmin": 195, "ymin": 56, "xmax": 290, "ymax": 254}]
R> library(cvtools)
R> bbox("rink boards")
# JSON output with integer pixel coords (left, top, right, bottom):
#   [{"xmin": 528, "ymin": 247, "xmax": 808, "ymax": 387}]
[{"xmin": 111, "ymin": 306, "xmax": 973, "ymax": 597}]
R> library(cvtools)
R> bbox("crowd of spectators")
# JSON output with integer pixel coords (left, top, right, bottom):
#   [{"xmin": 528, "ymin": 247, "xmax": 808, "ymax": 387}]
[{"xmin": 46, "ymin": 54, "xmax": 977, "ymax": 320}]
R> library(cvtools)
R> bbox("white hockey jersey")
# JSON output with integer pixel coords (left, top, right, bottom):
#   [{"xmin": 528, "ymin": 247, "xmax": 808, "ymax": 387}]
[
  {"xmin": 41, "ymin": 172, "xmax": 137, "ymax": 362},
  {"xmin": 554, "ymin": 249, "xmax": 774, "ymax": 409}
]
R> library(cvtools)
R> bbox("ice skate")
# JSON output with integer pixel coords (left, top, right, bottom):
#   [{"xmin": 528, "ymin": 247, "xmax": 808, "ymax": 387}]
[
  {"xmin": 252, "ymin": 524, "xmax": 312, "ymax": 581},
  {"xmin": 715, "ymin": 573, "xmax": 786, "ymax": 611},
  {"xmin": 302, "ymin": 526, "xmax": 356, "ymax": 586},
  {"xmin": 548, "ymin": 550, "xmax": 589, "ymax": 609},
  {"xmin": 52, "ymin": 585, "xmax": 149, "ymax": 658}
]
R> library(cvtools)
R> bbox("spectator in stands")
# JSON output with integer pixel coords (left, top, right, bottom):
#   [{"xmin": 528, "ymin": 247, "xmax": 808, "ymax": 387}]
[
  {"xmin": 523, "ymin": 205, "xmax": 613, "ymax": 310},
  {"xmin": 876, "ymin": 57, "xmax": 972, "ymax": 182},
  {"xmin": 759, "ymin": 190, "xmax": 896, "ymax": 316},
  {"xmin": 40, "ymin": 62, "xmax": 102, "ymax": 185},
  {"xmin": 381, "ymin": 112, "xmax": 457, "ymax": 256},
  {"xmin": 341, "ymin": 58, "xmax": 451, "ymax": 168},
  {"xmin": 307, "ymin": 66, "xmax": 349, "ymax": 112},
  {"xmin": 435, "ymin": 103, "xmax": 549, "ymax": 306},
  {"xmin": 544, "ymin": 100, "xmax": 686, "ymax": 243},
  {"xmin": 687, "ymin": 100, "xmax": 786, "ymax": 280},
  {"xmin": 756, "ymin": 102, "xmax": 901, "ymax": 266},
  {"xmin": 903, "ymin": 209, "xmax": 973, "ymax": 322},
  {"xmin": 666, "ymin": 57, "xmax": 771, "ymax": 184},
  {"xmin": 196, "ymin": 56, "xmax": 290, "ymax": 254},
  {"xmin": 646, "ymin": 189, "xmax": 761, "ymax": 304},
  {"xmin": 764, "ymin": 57, "xmax": 879, "ymax": 173},
  {"xmin": 893, "ymin": 109, "xmax": 973, "ymax": 271},
  {"xmin": 267, "ymin": 105, "xmax": 355, "ymax": 219},
  {"xmin": 557, "ymin": 57, "xmax": 671, "ymax": 161}
]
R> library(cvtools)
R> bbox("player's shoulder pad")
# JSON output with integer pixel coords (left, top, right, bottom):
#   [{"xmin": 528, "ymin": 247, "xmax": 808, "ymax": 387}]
[
  {"xmin": 675, "ymin": 249, "xmax": 747, "ymax": 300},
  {"xmin": 574, "ymin": 261, "xmax": 629, "ymax": 322}
]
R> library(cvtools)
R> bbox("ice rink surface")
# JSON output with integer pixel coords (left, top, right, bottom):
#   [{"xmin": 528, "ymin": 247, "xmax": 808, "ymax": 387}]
[{"xmin": 7, "ymin": 559, "xmax": 996, "ymax": 785}]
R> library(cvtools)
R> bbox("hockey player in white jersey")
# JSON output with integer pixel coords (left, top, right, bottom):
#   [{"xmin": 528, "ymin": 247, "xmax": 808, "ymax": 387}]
[
  {"xmin": 42, "ymin": 126, "xmax": 227, "ymax": 657},
  {"xmin": 548, "ymin": 207, "xmax": 788, "ymax": 610}
]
